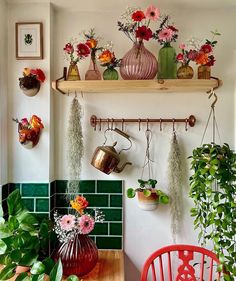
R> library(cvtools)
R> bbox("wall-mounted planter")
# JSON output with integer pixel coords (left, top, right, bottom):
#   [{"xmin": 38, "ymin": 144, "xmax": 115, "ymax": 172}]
[
  {"xmin": 19, "ymin": 81, "xmax": 40, "ymax": 97},
  {"xmin": 137, "ymin": 190, "xmax": 159, "ymax": 211}
]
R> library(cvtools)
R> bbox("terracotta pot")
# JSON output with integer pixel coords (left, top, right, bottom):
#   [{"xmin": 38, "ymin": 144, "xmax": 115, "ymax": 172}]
[
  {"xmin": 137, "ymin": 189, "xmax": 159, "ymax": 211},
  {"xmin": 15, "ymin": 265, "xmax": 30, "ymax": 274}
]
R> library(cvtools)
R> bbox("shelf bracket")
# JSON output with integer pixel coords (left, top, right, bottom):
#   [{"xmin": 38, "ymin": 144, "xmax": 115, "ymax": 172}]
[{"xmin": 55, "ymin": 67, "xmax": 67, "ymax": 95}]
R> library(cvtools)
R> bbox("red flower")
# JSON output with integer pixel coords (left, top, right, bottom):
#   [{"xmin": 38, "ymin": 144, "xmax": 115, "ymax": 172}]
[
  {"xmin": 200, "ymin": 44, "xmax": 212, "ymax": 54},
  {"xmin": 206, "ymin": 55, "xmax": 215, "ymax": 66},
  {"xmin": 63, "ymin": 43, "xmax": 74, "ymax": 54},
  {"xmin": 76, "ymin": 43, "xmax": 90, "ymax": 58},
  {"xmin": 132, "ymin": 10, "xmax": 145, "ymax": 22},
  {"xmin": 135, "ymin": 26, "xmax": 152, "ymax": 41},
  {"xmin": 176, "ymin": 53, "xmax": 184, "ymax": 61},
  {"xmin": 30, "ymin": 69, "xmax": 46, "ymax": 83}
]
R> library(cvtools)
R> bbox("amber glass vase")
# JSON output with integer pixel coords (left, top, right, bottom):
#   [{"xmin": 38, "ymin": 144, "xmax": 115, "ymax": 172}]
[
  {"xmin": 177, "ymin": 64, "xmax": 194, "ymax": 79},
  {"xmin": 120, "ymin": 41, "xmax": 158, "ymax": 80},
  {"xmin": 198, "ymin": 65, "xmax": 211, "ymax": 79},
  {"xmin": 54, "ymin": 234, "xmax": 98, "ymax": 277},
  {"xmin": 67, "ymin": 62, "xmax": 81, "ymax": 81}
]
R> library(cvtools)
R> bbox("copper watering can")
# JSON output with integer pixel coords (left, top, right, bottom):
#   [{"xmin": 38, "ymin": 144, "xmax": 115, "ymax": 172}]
[{"xmin": 91, "ymin": 128, "xmax": 132, "ymax": 175}]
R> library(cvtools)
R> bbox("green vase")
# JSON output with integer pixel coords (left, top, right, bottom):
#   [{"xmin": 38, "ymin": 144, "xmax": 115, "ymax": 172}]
[
  {"xmin": 103, "ymin": 67, "xmax": 119, "ymax": 80},
  {"xmin": 158, "ymin": 42, "xmax": 177, "ymax": 79}
]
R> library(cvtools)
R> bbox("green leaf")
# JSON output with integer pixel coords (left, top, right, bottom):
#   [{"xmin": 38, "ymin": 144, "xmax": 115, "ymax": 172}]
[
  {"xmin": 143, "ymin": 189, "xmax": 151, "ymax": 197},
  {"xmin": 67, "ymin": 275, "xmax": 79, "ymax": 281},
  {"xmin": 0, "ymin": 263, "xmax": 17, "ymax": 280},
  {"xmin": 19, "ymin": 251, "xmax": 38, "ymax": 266},
  {"xmin": 0, "ymin": 254, "xmax": 11, "ymax": 265},
  {"xmin": 159, "ymin": 195, "xmax": 169, "ymax": 204},
  {"xmin": 0, "ymin": 224, "xmax": 12, "ymax": 239},
  {"xmin": 49, "ymin": 259, "xmax": 63, "ymax": 281},
  {"xmin": 126, "ymin": 188, "xmax": 136, "ymax": 198},
  {"xmin": 8, "ymin": 216, "xmax": 19, "ymax": 231},
  {"xmin": 0, "ymin": 205, "xmax": 3, "ymax": 218},
  {"xmin": 30, "ymin": 261, "xmax": 45, "ymax": 275},
  {"xmin": 7, "ymin": 189, "xmax": 25, "ymax": 216},
  {"xmin": 17, "ymin": 210, "xmax": 38, "ymax": 232},
  {"xmin": 31, "ymin": 274, "xmax": 44, "ymax": 281},
  {"xmin": 42, "ymin": 257, "xmax": 55, "ymax": 275},
  {"xmin": 0, "ymin": 239, "xmax": 7, "ymax": 255},
  {"xmin": 10, "ymin": 249, "xmax": 22, "ymax": 263},
  {"xmin": 15, "ymin": 272, "xmax": 30, "ymax": 281}
]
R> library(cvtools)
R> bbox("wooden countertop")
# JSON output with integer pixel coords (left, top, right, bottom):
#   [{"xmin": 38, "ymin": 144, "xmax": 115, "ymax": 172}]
[{"xmin": 0, "ymin": 250, "xmax": 124, "ymax": 281}]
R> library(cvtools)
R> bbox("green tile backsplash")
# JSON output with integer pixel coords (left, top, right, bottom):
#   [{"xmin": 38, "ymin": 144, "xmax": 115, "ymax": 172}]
[{"xmin": 1, "ymin": 180, "xmax": 123, "ymax": 250}]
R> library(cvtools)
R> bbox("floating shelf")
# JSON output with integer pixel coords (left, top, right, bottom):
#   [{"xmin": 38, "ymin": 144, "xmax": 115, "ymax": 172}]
[{"xmin": 52, "ymin": 79, "xmax": 222, "ymax": 94}]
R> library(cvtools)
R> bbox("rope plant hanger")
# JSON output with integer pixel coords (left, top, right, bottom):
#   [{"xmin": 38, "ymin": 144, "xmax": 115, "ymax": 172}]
[{"xmin": 189, "ymin": 89, "xmax": 236, "ymax": 281}]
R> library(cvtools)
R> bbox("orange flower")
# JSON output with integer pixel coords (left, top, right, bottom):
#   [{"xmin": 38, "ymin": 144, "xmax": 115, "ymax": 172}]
[
  {"xmin": 99, "ymin": 50, "xmax": 114, "ymax": 64},
  {"xmin": 23, "ymin": 68, "xmax": 31, "ymax": 76},
  {"xmin": 30, "ymin": 115, "xmax": 44, "ymax": 130},
  {"xmin": 70, "ymin": 196, "xmax": 89, "ymax": 215},
  {"xmin": 86, "ymin": 39, "xmax": 98, "ymax": 49},
  {"xmin": 195, "ymin": 52, "xmax": 209, "ymax": 65}
]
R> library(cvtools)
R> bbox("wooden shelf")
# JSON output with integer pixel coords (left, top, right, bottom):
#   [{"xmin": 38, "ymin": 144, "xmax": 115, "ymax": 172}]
[{"xmin": 52, "ymin": 79, "xmax": 221, "ymax": 94}]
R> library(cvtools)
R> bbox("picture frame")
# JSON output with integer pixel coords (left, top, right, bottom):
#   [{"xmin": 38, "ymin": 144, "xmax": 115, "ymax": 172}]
[{"xmin": 16, "ymin": 22, "xmax": 43, "ymax": 60}]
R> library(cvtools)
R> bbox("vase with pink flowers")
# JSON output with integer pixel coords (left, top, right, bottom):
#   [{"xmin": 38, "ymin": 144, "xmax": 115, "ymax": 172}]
[
  {"xmin": 153, "ymin": 16, "xmax": 178, "ymax": 79},
  {"xmin": 53, "ymin": 195, "xmax": 104, "ymax": 277},
  {"xmin": 117, "ymin": 5, "xmax": 159, "ymax": 79}
]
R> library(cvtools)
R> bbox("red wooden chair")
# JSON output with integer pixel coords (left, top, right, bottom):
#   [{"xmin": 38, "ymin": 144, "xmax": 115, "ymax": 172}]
[{"xmin": 141, "ymin": 244, "xmax": 222, "ymax": 281}]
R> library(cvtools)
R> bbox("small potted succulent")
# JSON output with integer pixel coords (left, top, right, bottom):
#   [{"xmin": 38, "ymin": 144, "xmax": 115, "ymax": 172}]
[
  {"xmin": 19, "ymin": 67, "xmax": 45, "ymax": 96},
  {"xmin": 127, "ymin": 179, "xmax": 170, "ymax": 211}
]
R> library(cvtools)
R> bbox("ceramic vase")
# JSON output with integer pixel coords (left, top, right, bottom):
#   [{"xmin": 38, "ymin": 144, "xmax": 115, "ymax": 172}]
[
  {"xmin": 158, "ymin": 42, "xmax": 177, "ymax": 79},
  {"xmin": 177, "ymin": 64, "xmax": 194, "ymax": 79},
  {"xmin": 103, "ymin": 67, "xmax": 119, "ymax": 80},
  {"xmin": 198, "ymin": 65, "xmax": 211, "ymax": 79},
  {"xmin": 85, "ymin": 54, "xmax": 102, "ymax": 80},
  {"xmin": 137, "ymin": 190, "xmax": 159, "ymax": 211}
]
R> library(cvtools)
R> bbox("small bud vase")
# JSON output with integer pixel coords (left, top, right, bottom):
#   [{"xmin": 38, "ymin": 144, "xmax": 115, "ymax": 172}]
[
  {"xmin": 85, "ymin": 52, "xmax": 102, "ymax": 80},
  {"xmin": 197, "ymin": 65, "xmax": 211, "ymax": 79},
  {"xmin": 120, "ymin": 41, "xmax": 158, "ymax": 80},
  {"xmin": 67, "ymin": 62, "xmax": 80, "ymax": 81},
  {"xmin": 177, "ymin": 64, "xmax": 194, "ymax": 79},
  {"xmin": 158, "ymin": 42, "xmax": 177, "ymax": 79},
  {"xmin": 103, "ymin": 67, "xmax": 119, "ymax": 80}
]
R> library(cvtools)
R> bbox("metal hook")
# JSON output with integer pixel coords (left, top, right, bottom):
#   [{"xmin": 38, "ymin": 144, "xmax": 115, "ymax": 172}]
[
  {"xmin": 107, "ymin": 118, "xmax": 110, "ymax": 130},
  {"xmin": 160, "ymin": 118, "xmax": 162, "ymax": 131},
  {"xmin": 172, "ymin": 118, "xmax": 176, "ymax": 132},
  {"xmin": 121, "ymin": 119, "xmax": 125, "ymax": 131},
  {"xmin": 208, "ymin": 88, "xmax": 218, "ymax": 109},
  {"xmin": 138, "ymin": 119, "xmax": 141, "ymax": 131},
  {"xmin": 146, "ymin": 119, "xmax": 149, "ymax": 131},
  {"xmin": 111, "ymin": 118, "xmax": 114, "ymax": 130},
  {"xmin": 185, "ymin": 118, "xmax": 188, "ymax": 131},
  {"xmin": 99, "ymin": 118, "xmax": 102, "ymax": 131}
]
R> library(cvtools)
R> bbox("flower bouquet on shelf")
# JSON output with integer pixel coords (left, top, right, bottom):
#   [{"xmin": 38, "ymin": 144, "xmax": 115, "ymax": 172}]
[
  {"xmin": 13, "ymin": 115, "xmax": 44, "ymax": 149},
  {"xmin": 63, "ymin": 39, "xmax": 90, "ymax": 80},
  {"xmin": 19, "ymin": 67, "xmax": 45, "ymax": 97},
  {"xmin": 189, "ymin": 30, "xmax": 221, "ymax": 79},
  {"xmin": 84, "ymin": 28, "xmax": 103, "ymax": 80},
  {"xmin": 153, "ymin": 15, "xmax": 179, "ymax": 79},
  {"xmin": 117, "ymin": 5, "xmax": 159, "ymax": 79},
  {"xmin": 98, "ymin": 44, "xmax": 121, "ymax": 80},
  {"xmin": 176, "ymin": 43, "xmax": 198, "ymax": 79},
  {"xmin": 53, "ymin": 195, "xmax": 104, "ymax": 277}
]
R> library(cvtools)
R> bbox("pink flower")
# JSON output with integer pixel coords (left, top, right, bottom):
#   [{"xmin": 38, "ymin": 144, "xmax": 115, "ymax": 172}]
[
  {"xmin": 79, "ymin": 215, "xmax": 95, "ymax": 234},
  {"xmin": 60, "ymin": 214, "xmax": 75, "ymax": 231},
  {"xmin": 145, "ymin": 5, "xmax": 160, "ymax": 21},
  {"xmin": 21, "ymin": 118, "xmax": 29, "ymax": 127},
  {"xmin": 176, "ymin": 53, "xmax": 184, "ymax": 61},
  {"xmin": 179, "ymin": 43, "xmax": 185, "ymax": 50},
  {"xmin": 187, "ymin": 49, "xmax": 198, "ymax": 61},
  {"xmin": 63, "ymin": 43, "xmax": 74, "ymax": 54},
  {"xmin": 158, "ymin": 28, "xmax": 174, "ymax": 42}
]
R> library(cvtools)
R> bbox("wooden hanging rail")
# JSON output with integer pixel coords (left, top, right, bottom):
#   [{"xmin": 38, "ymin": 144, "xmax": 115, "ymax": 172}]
[{"xmin": 90, "ymin": 115, "xmax": 196, "ymax": 131}]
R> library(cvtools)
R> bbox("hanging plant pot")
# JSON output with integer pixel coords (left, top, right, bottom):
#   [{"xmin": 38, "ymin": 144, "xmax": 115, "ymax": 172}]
[
  {"xmin": 137, "ymin": 189, "xmax": 159, "ymax": 211},
  {"xmin": 18, "ymin": 127, "xmax": 41, "ymax": 149},
  {"xmin": 19, "ymin": 77, "xmax": 40, "ymax": 97}
]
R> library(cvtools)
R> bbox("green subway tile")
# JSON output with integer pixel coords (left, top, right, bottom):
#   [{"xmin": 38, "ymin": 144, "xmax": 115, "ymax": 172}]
[
  {"xmin": 79, "ymin": 181, "xmax": 95, "ymax": 193},
  {"xmin": 97, "ymin": 181, "xmax": 122, "ymax": 194},
  {"xmin": 2, "ymin": 184, "xmax": 9, "ymax": 200},
  {"xmin": 50, "ymin": 195, "xmax": 55, "ymax": 211},
  {"xmin": 55, "ymin": 194, "xmax": 69, "ymax": 208},
  {"xmin": 22, "ymin": 199, "xmax": 34, "ymax": 212},
  {"xmin": 36, "ymin": 199, "xmax": 49, "ymax": 212},
  {"xmin": 85, "ymin": 195, "xmax": 108, "ymax": 207},
  {"xmin": 9, "ymin": 183, "xmax": 21, "ymax": 193},
  {"xmin": 22, "ymin": 184, "xmax": 48, "ymax": 197},
  {"xmin": 89, "ymin": 236, "xmax": 95, "ymax": 242},
  {"xmin": 55, "ymin": 180, "xmax": 67, "ymax": 193},
  {"xmin": 34, "ymin": 213, "xmax": 49, "ymax": 222},
  {"xmin": 50, "ymin": 181, "xmax": 56, "ymax": 196},
  {"xmin": 110, "ymin": 195, "xmax": 122, "ymax": 207},
  {"xmin": 91, "ymin": 223, "xmax": 108, "ymax": 235},
  {"xmin": 96, "ymin": 237, "xmax": 122, "ymax": 250},
  {"xmin": 110, "ymin": 223, "xmax": 122, "ymax": 236},
  {"xmin": 101, "ymin": 208, "xmax": 122, "ymax": 221},
  {"xmin": 54, "ymin": 208, "xmax": 69, "ymax": 215}
]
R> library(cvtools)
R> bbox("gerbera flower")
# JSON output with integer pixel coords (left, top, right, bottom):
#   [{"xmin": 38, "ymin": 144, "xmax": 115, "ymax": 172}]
[
  {"xmin": 135, "ymin": 26, "xmax": 152, "ymax": 41},
  {"xmin": 158, "ymin": 28, "xmax": 174, "ymax": 42},
  {"xmin": 60, "ymin": 214, "xmax": 76, "ymax": 231},
  {"xmin": 30, "ymin": 69, "xmax": 46, "ymax": 83},
  {"xmin": 200, "ymin": 44, "xmax": 212, "ymax": 54},
  {"xmin": 30, "ymin": 115, "xmax": 44, "ymax": 130},
  {"xmin": 76, "ymin": 43, "xmax": 90, "ymax": 58},
  {"xmin": 63, "ymin": 43, "xmax": 74, "ymax": 54},
  {"xmin": 70, "ymin": 195, "xmax": 89, "ymax": 215},
  {"xmin": 86, "ymin": 39, "xmax": 98, "ymax": 49},
  {"xmin": 132, "ymin": 10, "xmax": 145, "ymax": 22},
  {"xmin": 99, "ymin": 50, "xmax": 114, "ymax": 64},
  {"xmin": 176, "ymin": 53, "xmax": 184, "ymax": 61},
  {"xmin": 79, "ymin": 215, "xmax": 95, "ymax": 234},
  {"xmin": 195, "ymin": 52, "xmax": 209, "ymax": 65},
  {"xmin": 145, "ymin": 5, "xmax": 160, "ymax": 21}
]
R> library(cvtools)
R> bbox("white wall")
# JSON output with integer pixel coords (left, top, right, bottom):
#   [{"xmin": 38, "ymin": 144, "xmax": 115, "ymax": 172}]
[
  {"xmin": 0, "ymin": 0, "xmax": 8, "ymax": 185},
  {"xmin": 7, "ymin": 2, "xmax": 54, "ymax": 182}
]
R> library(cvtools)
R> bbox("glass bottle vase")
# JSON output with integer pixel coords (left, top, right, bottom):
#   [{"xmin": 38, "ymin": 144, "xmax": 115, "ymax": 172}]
[
  {"xmin": 120, "ymin": 42, "xmax": 158, "ymax": 80},
  {"xmin": 54, "ymin": 234, "xmax": 98, "ymax": 277},
  {"xmin": 103, "ymin": 67, "xmax": 119, "ymax": 80},
  {"xmin": 198, "ymin": 65, "xmax": 211, "ymax": 79},
  {"xmin": 158, "ymin": 43, "xmax": 177, "ymax": 79},
  {"xmin": 177, "ymin": 64, "xmax": 194, "ymax": 79},
  {"xmin": 85, "ymin": 56, "xmax": 102, "ymax": 80},
  {"xmin": 67, "ymin": 62, "xmax": 81, "ymax": 81}
]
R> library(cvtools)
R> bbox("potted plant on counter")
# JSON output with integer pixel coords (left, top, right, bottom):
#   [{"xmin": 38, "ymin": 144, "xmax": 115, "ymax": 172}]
[{"xmin": 127, "ymin": 179, "xmax": 169, "ymax": 211}]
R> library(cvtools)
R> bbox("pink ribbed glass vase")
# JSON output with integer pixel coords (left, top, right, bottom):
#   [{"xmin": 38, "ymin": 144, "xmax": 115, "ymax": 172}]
[
  {"xmin": 54, "ymin": 234, "xmax": 98, "ymax": 277},
  {"xmin": 120, "ymin": 42, "xmax": 158, "ymax": 80}
]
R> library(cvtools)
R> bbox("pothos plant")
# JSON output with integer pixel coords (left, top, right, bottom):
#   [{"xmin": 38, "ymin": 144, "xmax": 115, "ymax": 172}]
[
  {"xmin": 127, "ymin": 179, "xmax": 170, "ymax": 204},
  {"xmin": 189, "ymin": 143, "xmax": 236, "ymax": 281}
]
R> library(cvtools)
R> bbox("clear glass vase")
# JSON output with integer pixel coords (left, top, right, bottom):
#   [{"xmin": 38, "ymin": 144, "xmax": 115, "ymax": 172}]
[
  {"xmin": 120, "ymin": 42, "xmax": 158, "ymax": 80},
  {"xmin": 54, "ymin": 234, "xmax": 98, "ymax": 277},
  {"xmin": 198, "ymin": 65, "xmax": 211, "ymax": 79},
  {"xmin": 103, "ymin": 67, "xmax": 119, "ymax": 80},
  {"xmin": 85, "ymin": 54, "xmax": 102, "ymax": 80},
  {"xmin": 67, "ymin": 62, "xmax": 81, "ymax": 81},
  {"xmin": 177, "ymin": 64, "xmax": 194, "ymax": 79},
  {"xmin": 158, "ymin": 42, "xmax": 177, "ymax": 79}
]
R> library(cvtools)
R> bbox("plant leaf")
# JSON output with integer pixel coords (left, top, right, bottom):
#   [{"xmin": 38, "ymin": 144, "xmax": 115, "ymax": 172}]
[
  {"xmin": 126, "ymin": 188, "xmax": 136, "ymax": 198},
  {"xmin": 42, "ymin": 257, "xmax": 55, "ymax": 275},
  {"xmin": 0, "ymin": 263, "xmax": 17, "ymax": 280},
  {"xmin": 67, "ymin": 275, "xmax": 79, "ymax": 281},
  {"xmin": 7, "ymin": 189, "xmax": 25, "ymax": 216},
  {"xmin": 49, "ymin": 259, "xmax": 63, "ymax": 281},
  {"xmin": 143, "ymin": 190, "xmax": 151, "ymax": 197},
  {"xmin": 0, "ymin": 239, "xmax": 7, "ymax": 255},
  {"xmin": 30, "ymin": 261, "xmax": 45, "ymax": 275},
  {"xmin": 15, "ymin": 272, "xmax": 30, "ymax": 281},
  {"xmin": 18, "ymin": 250, "xmax": 38, "ymax": 266}
]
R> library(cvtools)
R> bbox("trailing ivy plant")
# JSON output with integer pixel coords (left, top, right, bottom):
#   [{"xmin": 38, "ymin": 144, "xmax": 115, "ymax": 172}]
[{"xmin": 189, "ymin": 143, "xmax": 236, "ymax": 281}]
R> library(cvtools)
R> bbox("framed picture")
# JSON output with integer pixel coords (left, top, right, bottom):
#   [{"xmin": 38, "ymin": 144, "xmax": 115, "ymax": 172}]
[{"xmin": 16, "ymin": 22, "xmax": 43, "ymax": 60}]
